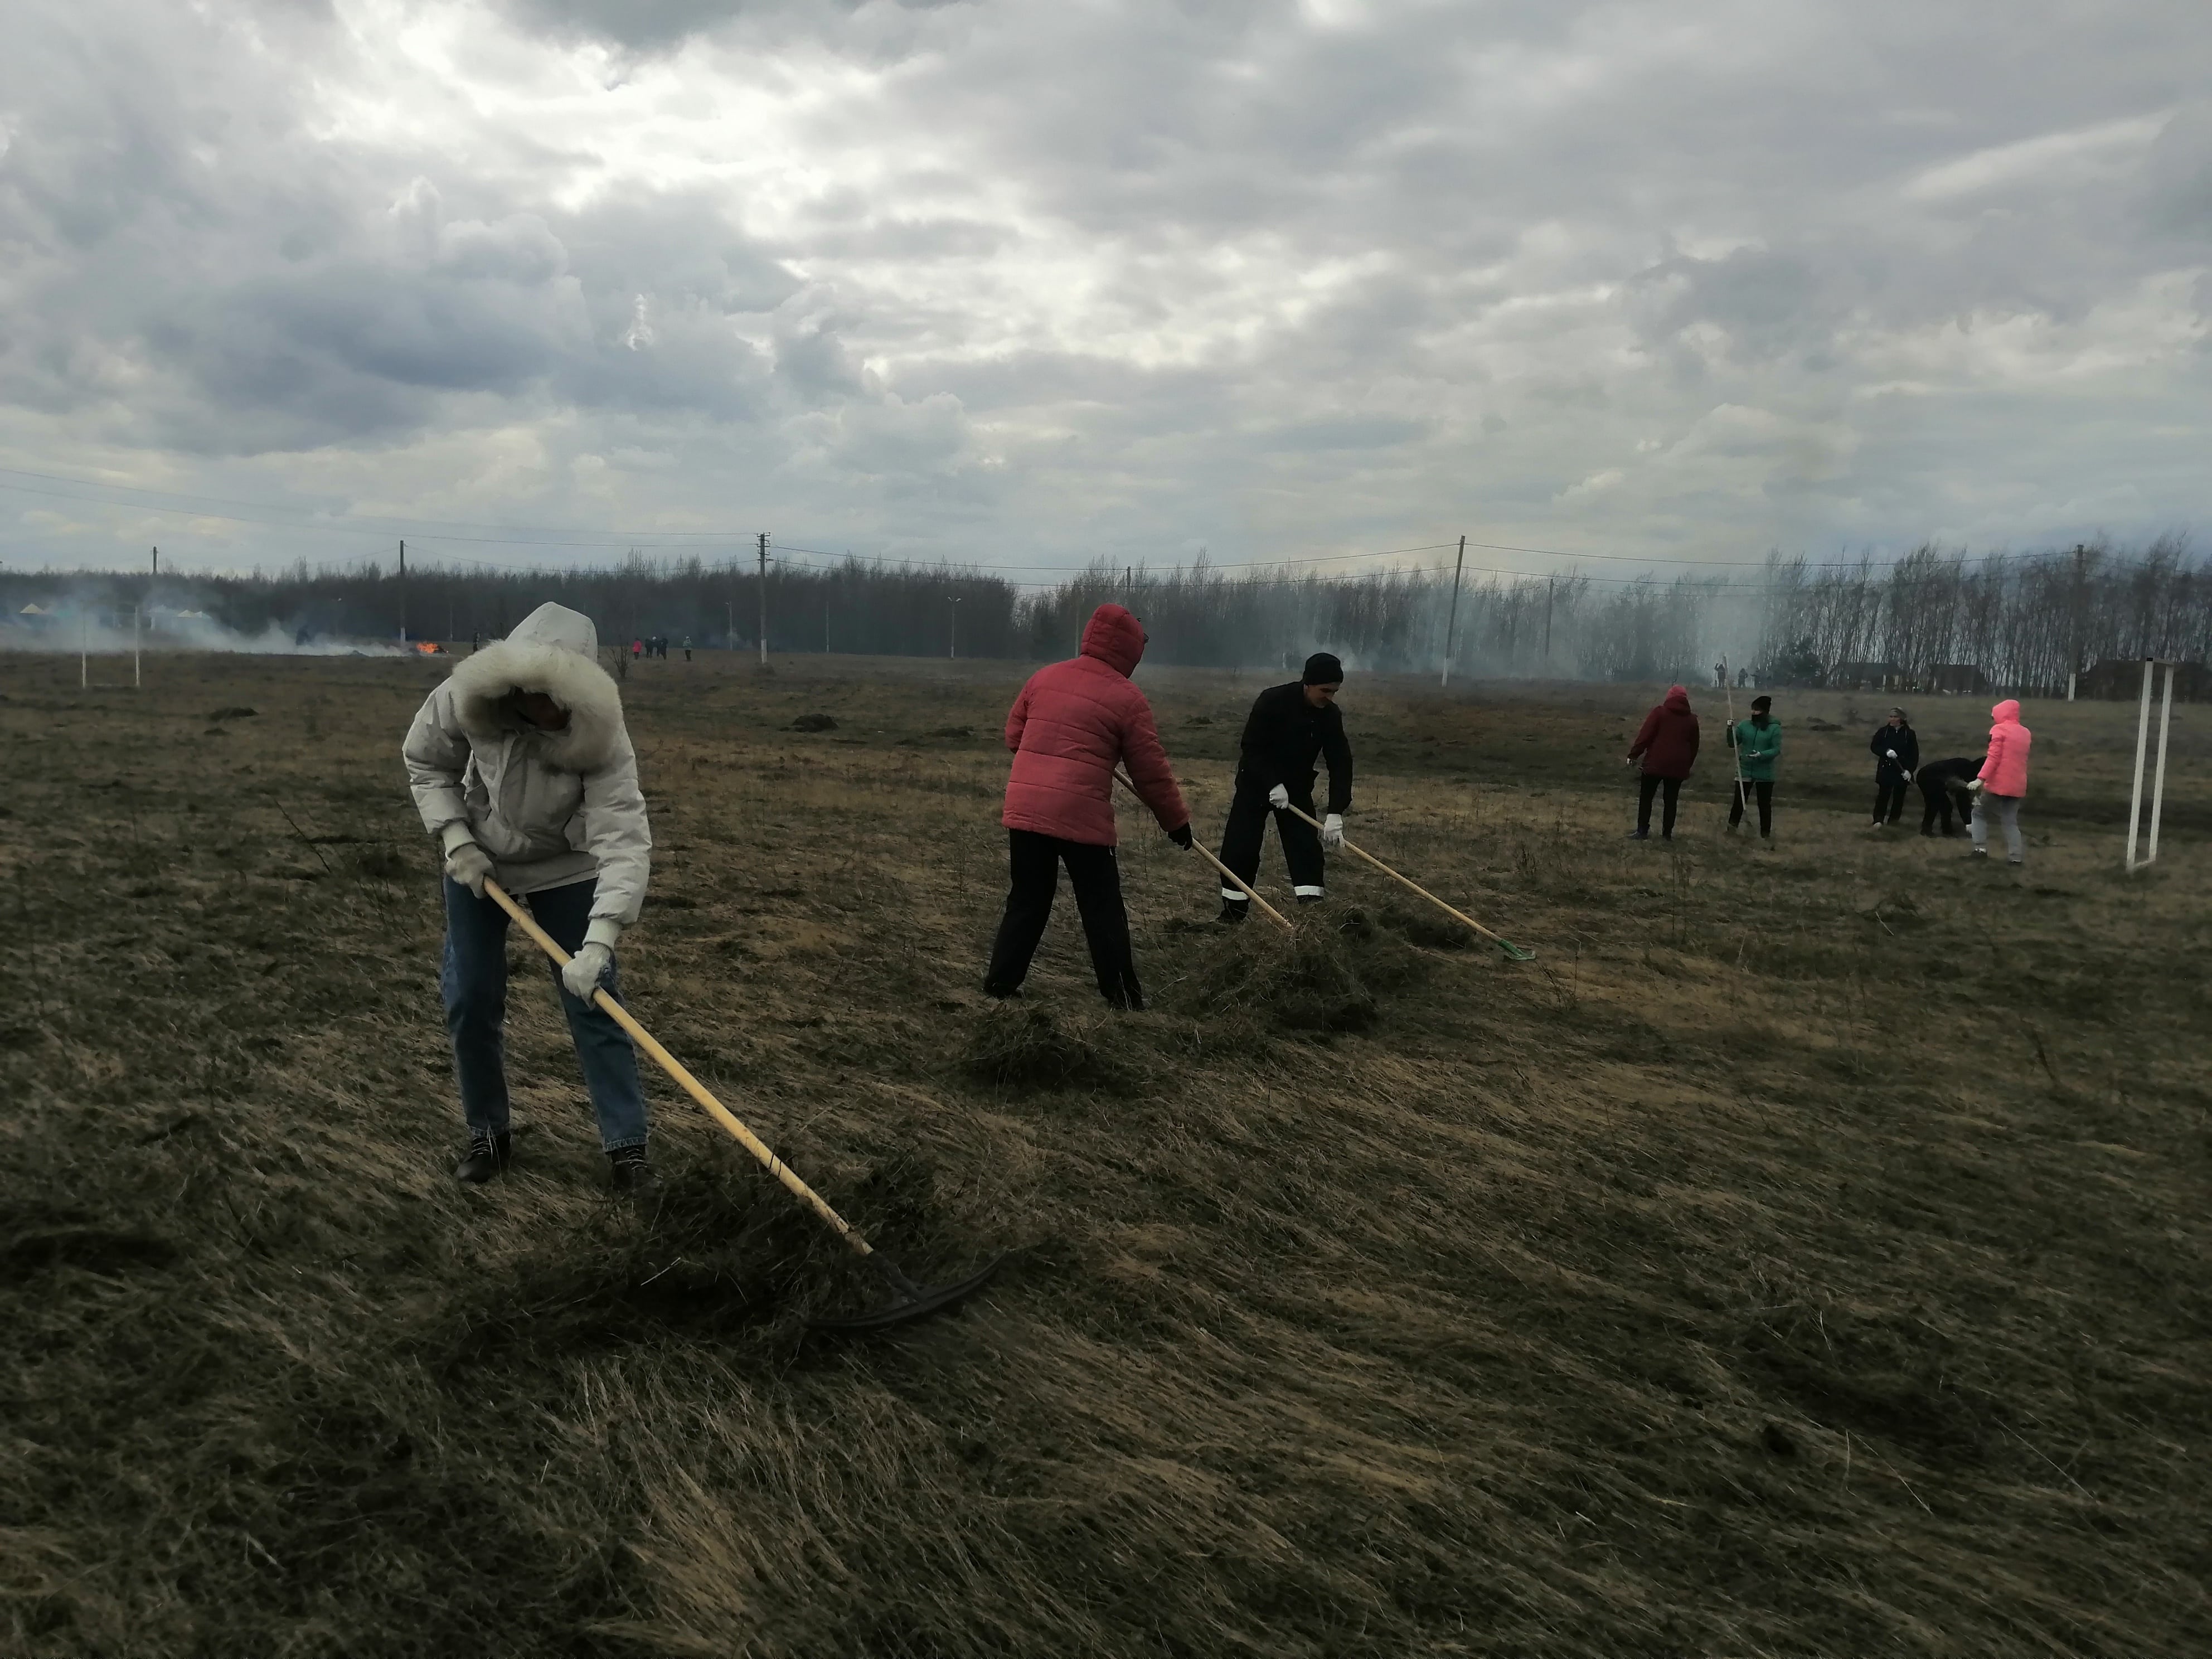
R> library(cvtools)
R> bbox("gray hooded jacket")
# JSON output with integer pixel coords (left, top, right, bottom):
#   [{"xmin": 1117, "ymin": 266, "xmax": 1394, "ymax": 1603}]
[{"xmin": 403, "ymin": 603, "xmax": 651, "ymax": 935}]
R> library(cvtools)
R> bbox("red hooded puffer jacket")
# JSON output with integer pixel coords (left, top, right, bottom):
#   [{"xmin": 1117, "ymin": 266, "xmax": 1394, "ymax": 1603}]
[
  {"xmin": 1976, "ymin": 699, "xmax": 2032, "ymax": 796},
  {"xmin": 1628, "ymin": 685, "xmax": 1701, "ymax": 779},
  {"xmin": 1001, "ymin": 604, "xmax": 1190, "ymax": 846}
]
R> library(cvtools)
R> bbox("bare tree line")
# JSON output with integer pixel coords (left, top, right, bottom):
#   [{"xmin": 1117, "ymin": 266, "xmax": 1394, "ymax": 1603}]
[
  {"xmin": 3, "ymin": 537, "xmax": 2199, "ymax": 690},
  {"xmin": 1759, "ymin": 537, "xmax": 2206, "ymax": 692}
]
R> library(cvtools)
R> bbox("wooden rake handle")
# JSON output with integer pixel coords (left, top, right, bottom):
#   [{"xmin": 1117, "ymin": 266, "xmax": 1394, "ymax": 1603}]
[
  {"xmin": 1277, "ymin": 803, "xmax": 1534, "ymax": 958},
  {"xmin": 482, "ymin": 879, "xmax": 874, "ymax": 1258},
  {"xmin": 1113, "ymin": 771, "xmax": 1292, "ymax": 930}
]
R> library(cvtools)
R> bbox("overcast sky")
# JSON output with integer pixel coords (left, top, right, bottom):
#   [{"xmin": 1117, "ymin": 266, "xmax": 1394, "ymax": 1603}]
[{"xmin": 1, "ymin": 0, "xmax": 2207, "ymax": 584}]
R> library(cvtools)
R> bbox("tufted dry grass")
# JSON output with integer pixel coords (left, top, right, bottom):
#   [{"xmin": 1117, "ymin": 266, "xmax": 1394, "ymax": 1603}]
[{"xmin": 1, "ymin": 647, "xmax": 2206, "ymax": 1657}]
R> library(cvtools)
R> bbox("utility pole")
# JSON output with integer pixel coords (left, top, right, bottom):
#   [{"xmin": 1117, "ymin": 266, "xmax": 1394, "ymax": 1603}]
[
  {"xmin": 1542, "ymin": 573, "xmax": 1554, "ymax": 668},
  {"xmin": 151, "ymin": 546, "xmax": 158, "ymax": 579},
  {"xmin": 948, "ymin": 595, "xmax": 962, "ymax": 659},
  {"xmin": 2068, "ymin": 542, "xmax": 2088, "ymax": 700},
  {"xmin": 1440, "ymin": 535, "xmax": 1467, "ymax": 689},
  {"xmin": 757, "ymin": 532, "xmax": 770, "ymax": 666},
  {"xmin": 399, "ymin": 539, "xmax": 408, "ymax": 644}
]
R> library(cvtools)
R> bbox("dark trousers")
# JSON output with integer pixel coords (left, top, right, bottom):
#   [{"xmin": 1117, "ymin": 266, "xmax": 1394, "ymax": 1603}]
[
  {"xmin": 1873, "ymin": 776, "xmax": 1909, "ymax": 823},
  {"xmin": 1728, "ymin": 779, "xmax": 1773, "ymax": 835},
  {"xmin": 1217, "ymin": 777, "xmax": 1326, "ymax": 901},
  {"xmin": 1918, "ymin": 777, "xmax": 1970, "ymax": 835},
  {"xmin": 441, "ymin": 876, "xmax": 649, "ymax": 1151},
  {"xmin": 1637, "ymin": 774, "xmax": 1684, "ymax": 836},
  {"xmin": 984, "ymin": 830, "xmax": 1142, "ymax": 1008}
]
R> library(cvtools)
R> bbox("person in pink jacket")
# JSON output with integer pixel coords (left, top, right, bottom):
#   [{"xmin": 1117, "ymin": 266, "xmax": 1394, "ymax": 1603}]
[
  {"xmin": 984, "ymin": 603, "xmax": 1192, "ymax": 1008},
  {"xmin": 1966, "ymin": 698, "xmax": 2032, "ymax": 865}
]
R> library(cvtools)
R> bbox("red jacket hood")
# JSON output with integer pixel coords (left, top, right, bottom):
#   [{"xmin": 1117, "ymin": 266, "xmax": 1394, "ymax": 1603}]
[
  {"xmin": 1663, "ymin": 685, "xmax": 1691, "ymax": 713},
  {"xmin": 1991, "ymin": 698, "xmax": 2021, "ymax": 725},
  {"xmin": 1080, "ymin": 604, "xmax": 1146, "ymax": 677}
]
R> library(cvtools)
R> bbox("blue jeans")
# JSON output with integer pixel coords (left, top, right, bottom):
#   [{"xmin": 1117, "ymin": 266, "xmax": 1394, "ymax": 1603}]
[{"xmin": 440, "ymin": 877, "xmax": 649, "ymax": 1151}]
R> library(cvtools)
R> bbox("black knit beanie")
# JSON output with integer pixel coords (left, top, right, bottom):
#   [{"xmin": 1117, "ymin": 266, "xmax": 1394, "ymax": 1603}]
[
  {"xmin": 1302, "ymin": 652, "xmax": 1343, "ymax": 685},
  {"xmin": 1750, "ymin": 695, "xmax": 1772, "ymax": 712}
]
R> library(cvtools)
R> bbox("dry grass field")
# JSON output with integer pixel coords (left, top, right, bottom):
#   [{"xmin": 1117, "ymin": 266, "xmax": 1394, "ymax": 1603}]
[{"xmin": 2, "ymin": 645, "xmax": 2207, "ymax": 1658}]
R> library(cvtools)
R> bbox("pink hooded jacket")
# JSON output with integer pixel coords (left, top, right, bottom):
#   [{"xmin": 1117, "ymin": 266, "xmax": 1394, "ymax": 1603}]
[
  {"xmin": 1000, "ymin": 604, "xmax": 1189, "ymax": 846},
  {"xmin": 1976, "ymin": 699, "xmax": 2032, "ymax": 797}
]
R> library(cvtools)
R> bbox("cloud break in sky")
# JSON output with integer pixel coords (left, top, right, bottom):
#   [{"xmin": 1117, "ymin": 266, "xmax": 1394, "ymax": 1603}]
[{"xmin": 1, "ymin": 0, "xmax": 2208, "ymax": 583}]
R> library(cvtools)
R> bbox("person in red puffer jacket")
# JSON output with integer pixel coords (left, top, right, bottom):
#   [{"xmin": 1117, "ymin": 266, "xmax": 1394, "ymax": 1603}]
[
  {"xmin": 1624, "ymin": 684, "xmax": 1700, "ymax": 840},
  {"xmin": 984, "ymin": 603, "xmax": 1192, "ymax": 1008}
]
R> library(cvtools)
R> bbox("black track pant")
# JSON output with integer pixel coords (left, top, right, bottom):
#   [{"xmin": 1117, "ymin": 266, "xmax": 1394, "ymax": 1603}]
[
  {"xmin": 1873, "ymin": 776, "xmax": 1909, "ymax": 824},
  {"xmin": 1728, "ymin": 779, "xmax": 1773, "ymax": 836},
  {"xmin": 1918, "ymin": 776, "xmax": 1969, "ymax": 835},
  {"xmin": 984, "ymin": 830, "xmax": 1142, "ymax": 1008},
  {"xmin": 1637, "ymin": 774, "xmax": 1683, "ymax": 836},
  {"xmin": 1217, "ymin": 778, "xmax": 1325, "ymax": 903}
]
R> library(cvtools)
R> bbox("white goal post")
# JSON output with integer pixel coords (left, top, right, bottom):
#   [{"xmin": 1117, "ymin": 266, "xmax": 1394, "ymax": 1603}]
[{"xmin": 2124, "ymin": 660, "xmax": 2175, "ymax": 874}]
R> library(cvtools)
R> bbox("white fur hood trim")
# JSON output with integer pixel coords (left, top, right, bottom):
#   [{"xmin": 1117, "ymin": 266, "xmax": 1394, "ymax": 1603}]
[{"xmin": 450, "ymin": 634, "xmax": 625, "ymax": 774}]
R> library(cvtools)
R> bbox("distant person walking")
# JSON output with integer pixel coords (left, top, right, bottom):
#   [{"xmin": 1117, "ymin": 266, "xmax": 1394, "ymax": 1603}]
[
  {"xmin": 1869, "ymin": 707, "xmax": 1920, "ymax": 828},
  {"xmin": 1215, "ymin": 653, "xmax": 1354, "ymax": 919},
  {"xmin": 984, "ymin": 604, "xmax": 1192, "ymax": 1009},
  {"xmin": 631, "ymin": 638, "xmax": 643, "ymax": 661},
  {"xmin": 1966, "ymin": 700, "xmax": 2032, "ymax": 865},
  {"xmin": 682, "ymin": 636, "xmax": 693, "ymax": 662},
  {"xmin": 1725, "ymin": 695, "xmax": 1781, "ymax": 845},
  {"xmin": 1625, "ymin": 685, "xmax": 1699, "ymax": 841}
]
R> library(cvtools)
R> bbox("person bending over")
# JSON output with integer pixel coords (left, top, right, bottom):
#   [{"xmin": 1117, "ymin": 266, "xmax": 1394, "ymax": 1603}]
[
  {"xmin": 1916, "ymin": 754, "xmax": 1985, "ymax": 837},
  {"xmin": 1966, "ymin": 700, "xmax": 2032, "ymax": 866},
  {"xmin": 1216, "ymin": 653, "xmax": 1354, "ymax": 920},
  {"xmin": 1626, "ymin": 685, "xmax": 1699, "ymax": 841},
  {"xmin": 1725, "ymin": 695, "xmax": 1781, "ymax": 846},
  {"xmin": 984, "ymin": 603, "xmax": 1191, "ymax": 1009},
  {"xmin": 402, "ymin": 602, "xmax": 656, "ymax": 1192},
  {"xmin": 1869, "ymin": 707, "xmax": 1920, "ymax": 828}
]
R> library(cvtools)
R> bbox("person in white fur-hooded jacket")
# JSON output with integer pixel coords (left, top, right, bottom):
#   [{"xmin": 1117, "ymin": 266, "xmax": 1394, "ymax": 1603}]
[{"xmin": 403, "ymin": 601, "xmax": 657, "ymax": 1191}]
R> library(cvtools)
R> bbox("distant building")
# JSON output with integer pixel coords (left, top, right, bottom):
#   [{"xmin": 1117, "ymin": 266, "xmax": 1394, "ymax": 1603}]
[
  {"xmin": 2078, "ymin": 658, "xmax": 2212, "ymax": 702},
  {"xmin": 1927, "ymin": 663, "xmax": 1992, "ymax": 696},
  {"xmin": 1828, "ymin": 660, "xmax": 1904, "ymax": 691}
]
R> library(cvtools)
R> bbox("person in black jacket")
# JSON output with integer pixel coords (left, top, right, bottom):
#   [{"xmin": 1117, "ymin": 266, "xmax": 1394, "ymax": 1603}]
[
  {"xmin": 1868, "ymin": 707, "xmax": 1920, "ymax": 827},
  {"xmin": 1916, "ymin": 754, "xmax": 1986, "ymax": 837},
  {"xmin": 1216, "ymin": 653, "xmax": 1354, "ymax": 920}
]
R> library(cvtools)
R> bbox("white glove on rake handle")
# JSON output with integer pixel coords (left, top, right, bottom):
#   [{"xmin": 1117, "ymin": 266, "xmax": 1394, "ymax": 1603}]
[
  {"xmin": 1321, "ymin": 813, "xmax": 1345, "ymax": 850},
  {"xmin": 562, "ymin": 940, "xmax": 613, "ymax": 1000},
  {"xmin": 1268, "ymin": 784, "xmax": 1291, "ymax": 810},
  {"xmin": 444, "ymin": 841, "xmax": 494, "ymax": 898}
]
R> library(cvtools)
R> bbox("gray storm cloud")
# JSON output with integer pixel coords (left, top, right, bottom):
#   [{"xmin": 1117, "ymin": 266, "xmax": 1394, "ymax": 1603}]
[{"xmin": 0, "ymin": 0, "xmax": 2204, "ymax": 576}]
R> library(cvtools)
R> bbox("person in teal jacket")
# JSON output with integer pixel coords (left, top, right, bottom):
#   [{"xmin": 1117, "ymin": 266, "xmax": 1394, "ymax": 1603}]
[{"xmin": 1725, "ymin": 695, "xmax": 1781, "ymax": 845}]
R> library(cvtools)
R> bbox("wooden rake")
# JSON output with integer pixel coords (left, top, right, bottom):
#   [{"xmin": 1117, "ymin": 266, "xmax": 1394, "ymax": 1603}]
[
  {"xmin": 484, "ymin": 879, "xmax": 1001, "ymax": 1333},
  {"xmin": 1112, "ymin": 770, "xmax": 1292, "ymax": 930},
  {"xmin": 1277, "ymin": 804, "xmax": 1536, "ymax": 962}
]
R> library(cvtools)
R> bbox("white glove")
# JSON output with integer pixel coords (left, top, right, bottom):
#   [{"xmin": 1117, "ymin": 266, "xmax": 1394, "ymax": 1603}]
[
  {"xmin": 1321, "ymin": 813, "xmax": 1344, "ymax": 850},
  {"xmin": 444, "ymin": 841, "xmax": 494, "ymax": 897},
  {"xmin": 1964, "ymin": 777, "xmax": 1986, "ymax": 794},
  {"xmin": 561, "ymin": 941, "xmax": 612, "ymax": 1001},
  {"xmin": 1268, "ymin": 784, "xmax": 1291, "ymax": 809},
  {"xmin": 1885, "ymin": 750, "xmax": 1899, "ymax": 761}
]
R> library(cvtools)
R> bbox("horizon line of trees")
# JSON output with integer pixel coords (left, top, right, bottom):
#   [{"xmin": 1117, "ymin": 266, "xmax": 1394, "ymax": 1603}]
[{"xmin": 1, "ymin": 536, "xmax": 2200, "ymax": 691}]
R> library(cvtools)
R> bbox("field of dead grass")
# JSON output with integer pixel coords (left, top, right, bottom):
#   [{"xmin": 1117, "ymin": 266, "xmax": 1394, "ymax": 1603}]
[{"xmin": 1, "ymin": 646, "xmax": 2207, "ymax": 1657}]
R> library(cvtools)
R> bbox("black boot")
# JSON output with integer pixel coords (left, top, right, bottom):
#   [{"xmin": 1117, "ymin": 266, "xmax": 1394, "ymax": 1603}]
[
  {"xmin": 454, "ymin": 1129, "xmax": 511, "ymax": 1184},
  {"xmin": 608, "ymin": 1144, "xmax": 659, "ymax": 1196},
  {"xmin": 1296, "ymin": 893, "xmax": 1325, "ymax": 906},
  {"xmin": 1216, "ymin": 900, "xmax": 1249, "ymax": 924}
]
